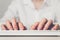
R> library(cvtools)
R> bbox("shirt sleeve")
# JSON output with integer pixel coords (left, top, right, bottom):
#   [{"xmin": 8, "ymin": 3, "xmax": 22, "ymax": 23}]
[
  {"xmin": 55, "ymin": 1, "xmax": 60, "ymax": 29},
  {"xmin": 0, "ymin": 0, "xmax": 18, "ymax": 30}
]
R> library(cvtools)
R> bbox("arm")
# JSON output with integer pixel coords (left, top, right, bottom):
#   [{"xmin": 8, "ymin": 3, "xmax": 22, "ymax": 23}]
[{"xmin": 0, "ymin": 0, "xmax": 26, "ymax": 30}]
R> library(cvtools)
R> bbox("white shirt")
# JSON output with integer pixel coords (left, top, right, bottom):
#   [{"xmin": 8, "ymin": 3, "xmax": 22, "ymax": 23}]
[{"xmin": 0, "ymin": 0, "xmax": 60, "ymax": 30}]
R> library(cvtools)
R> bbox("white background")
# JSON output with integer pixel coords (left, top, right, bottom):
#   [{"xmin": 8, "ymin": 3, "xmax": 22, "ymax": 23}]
[{"xmin": 0, "ymin": 0, "xmax": 12, "ymax": 18}]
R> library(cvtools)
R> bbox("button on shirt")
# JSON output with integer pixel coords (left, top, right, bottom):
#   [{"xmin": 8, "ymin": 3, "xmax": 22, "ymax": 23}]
[{"xmin": 0, "ymin": 0, "xmax": 60, "ymax": 30}]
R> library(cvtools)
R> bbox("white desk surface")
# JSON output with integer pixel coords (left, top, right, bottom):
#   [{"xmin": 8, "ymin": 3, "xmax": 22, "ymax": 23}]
[{"xmin": 0, "ymin": 37, "xmax": 60, "ymax": 40}]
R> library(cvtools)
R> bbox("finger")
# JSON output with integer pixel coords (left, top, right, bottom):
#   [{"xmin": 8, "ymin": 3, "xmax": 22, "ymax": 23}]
[
  {"xmin": 43, "ymin": 20, "xmax": 53, "ymax": 30},
  {"xmin": 31, "ymin": 22, "xmax": 39, "ymax": 30},
  {"xmin": 6, "ymin": 20, "xmax": 13, "ymax": 30},
  {"xmin": 1, "ymin": 24, "xmax": 7, "ymax": 30},
  {"xmin": 11, "ymin": 18, "xmax": 18, "ymax": 30},
  {"xmin": 37, "ymin": 18, "xmax": 47, "ymax": 30},
  {"xmin": 18, "ymin": 21, "xmax": 25, "ymax": 30},
  {"xmin": 51, "ymin": 24, "xmax": 59, "ymax": 30}
]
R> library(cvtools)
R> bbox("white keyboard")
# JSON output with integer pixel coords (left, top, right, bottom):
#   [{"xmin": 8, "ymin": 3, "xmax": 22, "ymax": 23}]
[{"xmin": 0, "ymin": 30, "xmax": 60, "ymax": 37}]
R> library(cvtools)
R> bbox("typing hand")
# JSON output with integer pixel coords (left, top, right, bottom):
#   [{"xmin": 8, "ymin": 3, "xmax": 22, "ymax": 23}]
[
  {"xmin": 1, "ymin": 18, "xmax": 26, "ymax": 30},
  {"xmin": 31, "ymin": 18, "xmax": 59, "ymax": 30}
]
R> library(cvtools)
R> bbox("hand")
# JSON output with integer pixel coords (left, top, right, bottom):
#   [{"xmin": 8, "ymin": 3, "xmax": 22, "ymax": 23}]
[
  {"xmin": 31, "ymin": 18, "xmax": 59, "ymax": 30},
  {"xmin": 1, "ymin": 18, "xmax": 26, "ymax": 30}
]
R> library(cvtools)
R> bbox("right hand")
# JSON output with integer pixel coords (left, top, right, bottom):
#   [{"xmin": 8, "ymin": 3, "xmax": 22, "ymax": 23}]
[{"xmin": 1, "ymin": 18, "xmax": 26, "ymax": 30}]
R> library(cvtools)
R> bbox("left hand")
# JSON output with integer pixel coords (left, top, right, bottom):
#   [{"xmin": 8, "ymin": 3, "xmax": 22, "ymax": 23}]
[{"xmin": 30, "ymin": 18, "xmax": 59, "ymax": 30}]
